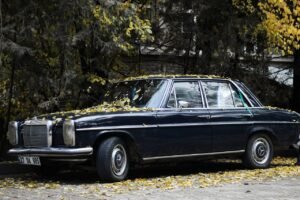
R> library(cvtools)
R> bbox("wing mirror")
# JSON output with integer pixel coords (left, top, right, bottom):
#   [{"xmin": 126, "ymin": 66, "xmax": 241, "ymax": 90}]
[{"xmin": 178, "ymin": 100, "xmax": 189, "ymax": 108}]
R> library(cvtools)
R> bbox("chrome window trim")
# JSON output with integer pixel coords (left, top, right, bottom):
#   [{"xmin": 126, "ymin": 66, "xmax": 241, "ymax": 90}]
[
  {"xmin": 238, "ymin": 81, "xmax": 264, "ymax": 107},
  {"xmin": 156, "ymin": 107, "xmax": 262, "ymax": 111},
  {"xmin": 199, "ymin": 81, "xmax": 208, "ymax": 108},
  {"xmin": 76, "ymin": 121, "xmax": 300, "ymax": 131},
  {"xmin": 230, "ymin": 80, "xmax": 257, "ymax": 107},
  {"xmin": 229, "ymin": 83, "xmax": 237, "ymax": 107},
  {"xmin": 142, "ymin": 150, "xmax": 245, "ymax": 161},
  {"xmin": 165, "ymin": 80, "xmax": 205, "ymax": 109},
  {"xmin": 159, "ymin": 79, "xmax": 172, "ymax": 108},
  {"xmin": 198, "ymin": 80, "xmax": 205, "ymax": 108},
  {"xmin": 201, "ymin": 79, "xmax": 254, "ymax": 109}
]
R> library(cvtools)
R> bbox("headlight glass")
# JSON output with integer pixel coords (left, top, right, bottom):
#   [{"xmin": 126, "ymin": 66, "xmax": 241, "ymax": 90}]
[
  {"xmin": 63, "ymin": 120, "xmax": 75, "ymax": 146},
  {"xmin": 7, "ymin": 121, "xmax": 18, "ymax": 145}
]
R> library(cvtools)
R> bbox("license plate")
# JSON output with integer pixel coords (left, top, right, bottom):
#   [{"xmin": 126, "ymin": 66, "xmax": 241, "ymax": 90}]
[{"xmin": 18, "ymin": 156, "xmax": 41, "ymax": 166}]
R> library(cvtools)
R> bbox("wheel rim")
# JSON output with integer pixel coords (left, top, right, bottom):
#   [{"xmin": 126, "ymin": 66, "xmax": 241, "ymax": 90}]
[
  {"xmin": 251, "ymin": 137, "xmax": 270, "ymax": 165},
  {"xmin": 111, "ymin": 144, "xmax": 127, "ymax": 176}
]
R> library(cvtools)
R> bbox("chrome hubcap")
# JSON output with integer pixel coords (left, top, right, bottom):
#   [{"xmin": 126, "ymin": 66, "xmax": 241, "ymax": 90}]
[
  {"xmin": 252, "ymin": 138, "xmax": 270, "ymax": 164},
  {"xmin": 111, "ymin": 144, "xmax": 127, "ymax": 176}
]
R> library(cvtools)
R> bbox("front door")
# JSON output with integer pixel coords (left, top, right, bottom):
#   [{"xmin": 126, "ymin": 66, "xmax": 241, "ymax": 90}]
[{"xmin": 143, "ymin": 80, "xmax": 212, "ymax": 159}]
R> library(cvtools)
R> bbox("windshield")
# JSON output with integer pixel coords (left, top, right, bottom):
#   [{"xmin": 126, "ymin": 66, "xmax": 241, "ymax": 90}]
[{"xmin": 105, "ymin": 79, "xmax": 168, "ymax": 108}]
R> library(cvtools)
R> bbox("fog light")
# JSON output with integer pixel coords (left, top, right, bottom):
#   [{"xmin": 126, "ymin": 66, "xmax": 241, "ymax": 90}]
[{"xmin": 63, "ymin": 120, "xmax": 76, "ymax": 146}]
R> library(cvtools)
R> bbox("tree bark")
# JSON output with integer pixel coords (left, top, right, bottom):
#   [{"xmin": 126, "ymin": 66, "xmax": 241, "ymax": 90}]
[
  {"xmin": 0, "ymin": 57, "xmax": 16, "ymax": 158},
  {"xmin": 293, "ymin": 49, "xmax": 300, "ymax": 113}
]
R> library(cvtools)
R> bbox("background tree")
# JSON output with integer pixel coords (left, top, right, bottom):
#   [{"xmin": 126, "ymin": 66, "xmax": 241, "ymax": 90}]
[
  {"xmin": 257, "ymin": 0, "xmax": 300, "ymax": 112},
  {"xmin": 0, "ymin": 0, "xmax": 153, "ymax": 157}
]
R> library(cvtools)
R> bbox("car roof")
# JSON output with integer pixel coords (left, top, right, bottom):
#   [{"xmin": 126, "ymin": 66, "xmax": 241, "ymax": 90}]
[{"xmin": 121, "ymin": 74, "xmax": 233, "ymax": 82}]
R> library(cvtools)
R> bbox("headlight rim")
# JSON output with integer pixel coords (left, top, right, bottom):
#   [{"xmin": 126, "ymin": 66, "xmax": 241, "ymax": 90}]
[
  {"xmin": 63, "ymin": 119, "xmax": 76, "ymax": 147},
  {"xmin": 7, "ymin": 121, "xmax": 18, "ymax": 146}
]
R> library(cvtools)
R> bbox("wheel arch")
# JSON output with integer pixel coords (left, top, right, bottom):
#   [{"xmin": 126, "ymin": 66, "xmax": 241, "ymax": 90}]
[
  {"xmin": 93, "ymin": 130, "xmax": 141, "ymax": 163},
  {"xmin": 248, "ymin": 126, "xmax": 279, "ymax": 146}
]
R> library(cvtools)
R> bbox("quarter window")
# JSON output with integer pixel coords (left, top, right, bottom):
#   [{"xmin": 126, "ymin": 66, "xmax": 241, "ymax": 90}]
[{"xmin": 167, "ymin": 81, "xmax": 203, "ymax": 108}]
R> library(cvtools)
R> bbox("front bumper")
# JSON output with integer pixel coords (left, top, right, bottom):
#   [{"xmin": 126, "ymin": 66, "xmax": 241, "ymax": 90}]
[{"xmin": 7, "ymin": 147, "xmax": 93, "ymax": 157}]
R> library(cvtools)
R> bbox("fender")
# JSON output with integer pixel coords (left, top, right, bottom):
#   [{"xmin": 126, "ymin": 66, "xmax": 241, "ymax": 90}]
[
  {"xmin": 93, "ymin": 130, "xmax": 141, "ymax": 161},
  {"xmin": 247, "ymin": 126, "xmax": 278, "ymax": 145}
]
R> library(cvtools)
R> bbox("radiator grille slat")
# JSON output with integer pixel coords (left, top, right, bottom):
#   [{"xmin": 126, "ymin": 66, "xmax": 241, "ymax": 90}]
[{"xmin": 22, "ymin": 120, "xmax": 52, "ymax": 147}]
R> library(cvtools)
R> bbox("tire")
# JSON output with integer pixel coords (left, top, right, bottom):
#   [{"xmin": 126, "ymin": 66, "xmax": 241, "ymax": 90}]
[
  {"xmin": 96, "ymin": 137, "xmax": 129, "ymax": 182},
  {"xmin": 243, "ymin": 134, "xmax": 273, "ymax": 169}
]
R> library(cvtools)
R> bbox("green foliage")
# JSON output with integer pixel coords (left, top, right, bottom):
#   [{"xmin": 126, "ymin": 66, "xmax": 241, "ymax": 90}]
[
  {"xmin": 258, "ymin": 0, "xmax": 300, "ymax": 55},
  {"xmin": 0, "ymin": 0, "xmax": 154, "ymax": 152}
]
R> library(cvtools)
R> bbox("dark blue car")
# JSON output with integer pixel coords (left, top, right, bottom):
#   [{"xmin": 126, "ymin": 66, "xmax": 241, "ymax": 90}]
[{"xmin": 6, "ymin": 76, "xmax": 300, "ymax": 181}]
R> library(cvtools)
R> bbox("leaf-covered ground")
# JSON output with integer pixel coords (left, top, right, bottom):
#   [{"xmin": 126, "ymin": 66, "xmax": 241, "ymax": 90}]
[{"xmin": 0, "ymin": 157, "xmax": 300, "ymax": 198}]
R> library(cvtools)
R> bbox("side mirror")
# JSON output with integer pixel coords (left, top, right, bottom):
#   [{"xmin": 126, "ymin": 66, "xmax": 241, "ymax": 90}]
[{"xmin": 178, "ymin": 100, "xmax": 189, "ymax": 108}]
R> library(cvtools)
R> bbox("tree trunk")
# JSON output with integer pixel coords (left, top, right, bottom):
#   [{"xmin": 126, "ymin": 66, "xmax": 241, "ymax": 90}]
[
  {"xmin": 0, "ymin": 57, "xmax": 16, "ymax": 158},
  {"xmin": 293, "ymin": 49, "xmax": 300, "ymax": 113}
]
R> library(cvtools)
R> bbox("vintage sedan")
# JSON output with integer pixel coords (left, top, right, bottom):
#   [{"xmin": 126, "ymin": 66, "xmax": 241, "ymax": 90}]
[{"xmin": 7, "ymin": 75, "xmax": 300, "ymax": 181}]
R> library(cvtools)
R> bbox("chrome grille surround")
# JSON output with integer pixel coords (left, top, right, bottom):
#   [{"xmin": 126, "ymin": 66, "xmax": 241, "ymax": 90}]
[{"xmin": 22, "ymin": 120, "xmax": 53, "ymax": 147}]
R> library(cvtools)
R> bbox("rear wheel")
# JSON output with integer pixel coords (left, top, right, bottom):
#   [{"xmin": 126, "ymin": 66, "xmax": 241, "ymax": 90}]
[
  {"xmin": 96, "ymin": 137, "xmax": 129, "ymax": 182},
  {"xmin": 243, "ymin": 134, "xmax": 273, "ymax": 168}
]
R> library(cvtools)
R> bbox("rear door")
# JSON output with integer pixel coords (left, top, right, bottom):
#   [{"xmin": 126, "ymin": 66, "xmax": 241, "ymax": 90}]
[{"xmin": 201, "ymin": 80, "xmax": 253, "ymax": 152}]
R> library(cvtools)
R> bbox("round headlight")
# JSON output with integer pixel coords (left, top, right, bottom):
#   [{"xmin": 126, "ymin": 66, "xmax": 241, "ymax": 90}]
[
  {"xmin": 7, "ymin": 121, "xmax": 18, "ymax": 145},
  {"xmin": 63, "ymin": 119, "xmax": 75, "ymax": 146}
]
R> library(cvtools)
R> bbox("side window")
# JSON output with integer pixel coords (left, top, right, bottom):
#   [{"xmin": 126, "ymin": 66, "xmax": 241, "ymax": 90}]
[
  {"xmin": 235, "ymin": 81, "xmax": 261, "ymax": 107},
  {"xmin": 231, "ymin": 84, "xmax": 251, "ymax": 107},
  {"xmin": 202, "ymin": 81, "xmax": 250, "ymax": 108},
  {"xmin": 202, "ymin": 81, "xmax": 235, "ymax": 108},
  {"xmin": 167, "ymin": 81, "xmax": 203, "ymax": 108}
]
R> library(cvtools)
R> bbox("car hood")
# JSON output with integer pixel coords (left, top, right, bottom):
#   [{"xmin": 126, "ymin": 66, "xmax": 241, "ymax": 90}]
[{"xmin": 31, "ymin": 102, "xmax": 153, "ymax": 126}]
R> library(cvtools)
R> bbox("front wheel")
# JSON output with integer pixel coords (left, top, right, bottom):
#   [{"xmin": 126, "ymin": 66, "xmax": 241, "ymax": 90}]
[
  {"xmin": 243, "ymin": 134, "xmax": 273, "ymax": 169},
  {"xmin": 96, "ymin": 137, "xmax": 129, "ymax": 182}
]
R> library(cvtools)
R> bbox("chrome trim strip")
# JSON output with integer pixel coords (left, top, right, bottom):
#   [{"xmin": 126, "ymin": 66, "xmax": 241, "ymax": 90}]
[
  {"xmin": 7, "ymin": 147, "xmax": 93, "ymax": 157},
  {"xmin": 77, "ymin": 125, "xmax": 158, "ymax": 131},
  {"xmin": 47, "ymin": 158, "xmax": 89, "ymax": 162},
  {"xmin": 156, "ymin": 107, "xmax": 263, "ymax": 111},
  {"xmin": 143, "ymin": 150, "xmax": 245, "ymax": 161},
  {"xmin": 76, "ymin": 121, "xmax": 300, "ymax": 131},
  {"xmin": 158, "ymin": 121, "xmax": 300, "ymax": 128}
]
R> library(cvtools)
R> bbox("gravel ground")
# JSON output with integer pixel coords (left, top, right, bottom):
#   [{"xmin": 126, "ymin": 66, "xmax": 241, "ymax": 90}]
[
  {"xmin": 0, "ymin": 158, "xmax": 300, "ymax": 200},
  {"xmin": 115, "ymin": 177, "xmax": 300, "ymax": 200},
  {"xmin": 0, "ymin": 176, "xmax": 300, "ymax": 200}
]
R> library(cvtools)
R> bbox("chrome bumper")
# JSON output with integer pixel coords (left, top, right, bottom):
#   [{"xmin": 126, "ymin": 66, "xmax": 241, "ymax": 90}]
[{"xmin": 8, "ymin": 147, "xmax": 93, "ymax": 157}]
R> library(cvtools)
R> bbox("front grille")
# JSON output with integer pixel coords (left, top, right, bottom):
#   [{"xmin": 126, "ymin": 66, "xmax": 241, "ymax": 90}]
[{"xmin": 22, "ymin": 120, "xmax": 53, "ymax": 147}]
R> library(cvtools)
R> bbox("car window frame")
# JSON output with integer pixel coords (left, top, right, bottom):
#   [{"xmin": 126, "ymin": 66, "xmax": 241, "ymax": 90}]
[
  {"xmin": 163, "ymin": 79, "xmax": 205, "ymax": 109},
  {"xmin": 200, "ymin": 80, "xmax": 253, "ymax": 109}
]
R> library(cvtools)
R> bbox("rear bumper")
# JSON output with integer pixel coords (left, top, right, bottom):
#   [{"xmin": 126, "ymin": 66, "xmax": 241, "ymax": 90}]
[{"xmin": 7, "ymin": 147, "xmax": 93, "ymax": 157}]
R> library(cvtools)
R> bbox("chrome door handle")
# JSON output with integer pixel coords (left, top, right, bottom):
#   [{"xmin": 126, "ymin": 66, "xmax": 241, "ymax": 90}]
[{"xmin": 197, "ymin": 115, "xmax": 211, "ymax": 120}]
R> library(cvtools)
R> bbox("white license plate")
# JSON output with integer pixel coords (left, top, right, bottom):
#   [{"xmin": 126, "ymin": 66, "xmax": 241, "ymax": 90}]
[{"xmin": 18, "ymin": 156, "xmax": 41, "ymax": 166}]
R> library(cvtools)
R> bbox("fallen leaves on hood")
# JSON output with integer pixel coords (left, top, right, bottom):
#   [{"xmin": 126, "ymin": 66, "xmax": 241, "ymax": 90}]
[{"xmin": 37, "ymin": 98, "xmax": 153, "ymax": 122}]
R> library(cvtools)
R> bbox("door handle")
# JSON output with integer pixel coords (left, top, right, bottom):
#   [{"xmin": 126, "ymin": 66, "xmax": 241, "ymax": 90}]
[
  {"xmin": 197, "ymin": 115, "xmax": 211, "ymax": 120},
  {"xmin": 241, "ymin": 114, "xmax": 253, "ymax": 119}
]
